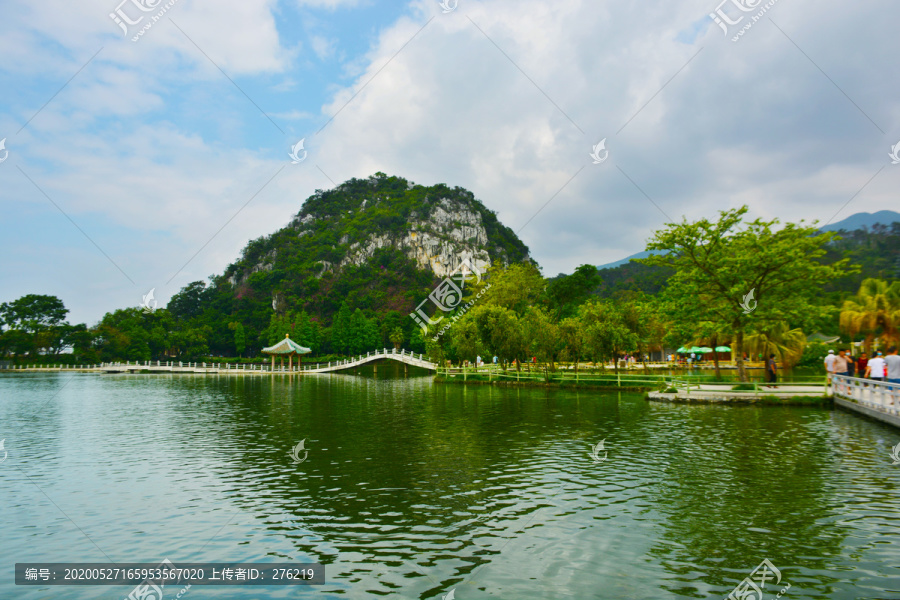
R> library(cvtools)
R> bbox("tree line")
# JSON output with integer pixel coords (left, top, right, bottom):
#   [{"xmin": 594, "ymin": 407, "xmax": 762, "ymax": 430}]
[{"xmin": 3, "ymin": 206, "xmax": 897, "ymax": 382}]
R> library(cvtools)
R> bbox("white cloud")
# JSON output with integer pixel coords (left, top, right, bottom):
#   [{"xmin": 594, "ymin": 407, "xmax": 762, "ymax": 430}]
[
  {"xmin": 306, "ymin": 0, "xmax": 899, "ymax": 275},
  {"xmin": 2, "ymin": 0, "xmax": 899, "ymax": 324},
  {"xmin": 295, "ymin": 0, "xmax": 365, "ymax": 8}
]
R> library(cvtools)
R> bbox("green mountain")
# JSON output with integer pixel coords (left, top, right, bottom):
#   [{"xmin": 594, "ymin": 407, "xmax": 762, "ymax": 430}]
[
  {"xmin": 172, "ymin": 173, "xmax": 532, "ymax": 354},
  {"xmin": 819, "ymin": 210, "xmax": 900, "ymax": 232}
]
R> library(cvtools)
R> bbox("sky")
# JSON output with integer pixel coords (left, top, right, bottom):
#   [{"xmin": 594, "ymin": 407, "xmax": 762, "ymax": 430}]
[{"xmin": 0, "ymin": 0, "xmax": 898, "ymax": 325}]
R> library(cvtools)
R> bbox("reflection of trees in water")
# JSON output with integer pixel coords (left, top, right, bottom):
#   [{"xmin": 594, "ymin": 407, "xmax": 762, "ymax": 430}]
[
  {"xmin": 646, "ymin": 405, "xmax": 846, "ymax": 598},
  {"xmin": 210, "ymin": 378, "xmax": 633, "ymax": 595}
]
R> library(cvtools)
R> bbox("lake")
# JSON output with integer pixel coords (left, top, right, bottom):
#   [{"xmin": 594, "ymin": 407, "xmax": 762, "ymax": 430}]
[{"xmin": 2, "ymin": 370, "xmax": 899, "ymax": 599}]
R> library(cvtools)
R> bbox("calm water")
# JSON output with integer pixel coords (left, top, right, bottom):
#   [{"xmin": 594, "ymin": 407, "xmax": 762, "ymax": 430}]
[{"xmin": 1, "ymin": 370, "xmax": 899, "ymax": 599}]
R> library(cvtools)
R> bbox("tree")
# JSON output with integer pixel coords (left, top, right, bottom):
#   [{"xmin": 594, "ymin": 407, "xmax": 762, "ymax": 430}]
[
  {"xmin": 839, "ymin": 278, "xmax": 900, "ymax": 352},
  {"xmin": 0, "ymin": 294, "xmax": 68, "ymax": 333},
  {"xmin": 229, "ymin": 322, "xmax": 246, "ymax": 357},
  {"xmin": 469, "ymin": 304, "xmax": 525, "ymax": 365},
  {"xmin": 744, "ymin": 322, "xmax": 807, "ymax": 368},
  {"xmin": 330, "ymin": 301, "xmax": 353, "ymax": 354},
  {"xmin": 168, "ymin": 281, "xmax": 208, "ymax": 320},
  {"xmin": 345, "ymin": 309, "xmax": 378, "ymax": 354},
  {"xmin": 450, "ymin": 318, "xmax": 482, "ymax": 364},
  {"xmin": 643, "ymin": 206, "xmax": 856, "ymax": 381},
  {"xmin": 389, "ymin": 327, "xmax": 404, "ymax": 349},
  {"xmin": 480, "ymin": 262, "xmax": 545, "ymax": 315},
  {"xmin": 522, "ymin": 306, "xmax": 561, "ymax": 367},
  {"xmin": 0, "ymin": 294, "xmax": 74, "ymax": 358},
  {"xmin": 559, "ymin": 316, "xmax": 585, "ymax": 372},
  {"xmin": 580, "ymin": 300, "xmax": 638, "ymax": 373},
  {"xmin": 545, "ymin": 264, "xmax": 601, "ymax": 320}
]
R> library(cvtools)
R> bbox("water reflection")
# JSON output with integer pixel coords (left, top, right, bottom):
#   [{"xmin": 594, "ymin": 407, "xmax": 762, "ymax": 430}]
[{"xmin": 0, "ymin": 373, "xmax": 897, "ymax": 599}]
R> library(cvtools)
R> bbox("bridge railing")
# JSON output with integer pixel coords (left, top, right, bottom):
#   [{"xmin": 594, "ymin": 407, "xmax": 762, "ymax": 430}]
[
  {"xmin": 833, "ymin": 375, "xmax": 900, "ymax": 415},
  {"xmin": 66, "ymin": 350, "xmax": 434, "ymax": 373}
]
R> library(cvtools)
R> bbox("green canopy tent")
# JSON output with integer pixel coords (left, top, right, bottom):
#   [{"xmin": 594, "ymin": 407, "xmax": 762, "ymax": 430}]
[
  {"xmin": 715, "ymin": 346, "xmax": 731, "ymax": 352},
  {"xmin": 262, "ymin": 334, "xmax": 311, "ymax": 371},
  {"xmin": 697, "ymin": 347, "xmax": 714, "ymax": 353}
]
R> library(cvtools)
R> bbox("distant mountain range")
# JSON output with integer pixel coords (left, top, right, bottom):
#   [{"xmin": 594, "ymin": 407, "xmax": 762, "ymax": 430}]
[
  {"xmin": 597, "ymin": 250, "xmax": 667, "ymax": 270},
  {"xmin": 597, "ymin": 210, "xmax": 900, "ymax": 270},
  {"xmin": 819, "ymin": 210, "xmax": 900, "ymax": 232}
]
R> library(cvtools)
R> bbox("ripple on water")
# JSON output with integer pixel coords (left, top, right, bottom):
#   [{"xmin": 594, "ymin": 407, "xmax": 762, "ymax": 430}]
[{"xmin": 1, "ymin": 374, "xmax": 900, "ymax": 598}]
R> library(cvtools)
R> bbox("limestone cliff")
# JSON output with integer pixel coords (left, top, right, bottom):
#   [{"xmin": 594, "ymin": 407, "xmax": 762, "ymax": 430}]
[{"xmin": 219, "ymin": 173, "xmax": 531, "ymax": 321}]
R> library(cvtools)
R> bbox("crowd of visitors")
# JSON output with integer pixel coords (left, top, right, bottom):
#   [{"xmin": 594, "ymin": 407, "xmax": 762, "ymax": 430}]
[{"xmin": 825, "ymin": 347, "xmax": 900, "ymax": 384}]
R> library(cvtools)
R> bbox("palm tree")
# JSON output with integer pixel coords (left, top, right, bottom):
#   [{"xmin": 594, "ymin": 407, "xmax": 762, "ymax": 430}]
[
  {"xmin": 744, "ymin": 322, "xmax": 806, "ymax": 368},
  {"xmin": 840, "ymin": 278, "xmax": 900, "ymax": 352}
]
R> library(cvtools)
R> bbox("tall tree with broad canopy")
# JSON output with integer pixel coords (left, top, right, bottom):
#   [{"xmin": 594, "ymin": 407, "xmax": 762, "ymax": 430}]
[
  {"xmin": 545, "ymin": 264, "xmax": 601, "ymax": 320},
  {"xmin": 0, "ymin": 294, "xmax": 68, "ymax": 333},
  {"xmin": 641, "ymin": 206, "xmax": 855, "ymax": 381}
]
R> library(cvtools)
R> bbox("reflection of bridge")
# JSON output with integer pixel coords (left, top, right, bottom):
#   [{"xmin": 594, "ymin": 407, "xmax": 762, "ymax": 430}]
[{"xmin": 92, "ymin": 348, "xmax": 435, "ymax": 374}]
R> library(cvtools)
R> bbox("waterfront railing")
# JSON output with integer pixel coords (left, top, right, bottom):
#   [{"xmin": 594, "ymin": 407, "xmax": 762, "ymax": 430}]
[{"xmin": 832, "ymin": 374, "xmax": 900, "ymax": 416}]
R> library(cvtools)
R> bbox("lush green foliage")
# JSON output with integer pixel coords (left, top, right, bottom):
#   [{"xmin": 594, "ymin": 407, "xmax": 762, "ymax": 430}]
[
  {"xmin": 642, "ymin": 207, "xmax": 856, "ymax": 380},
  {"xmin": 2, "ymin": 191, "xmax": 896, "ymax": 367}
]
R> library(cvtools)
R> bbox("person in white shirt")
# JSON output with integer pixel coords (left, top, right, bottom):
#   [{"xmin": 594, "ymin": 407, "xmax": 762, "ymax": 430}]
[
  {"xmin": 824, "ymin": 349, "xmax": 836, "ymax": 383},
  {"xmin": 884, "ymin": 347, "xmax": 900, "ymax": 384},
  {"xmin": 865, "ymin": 352, "xmax": 887, "ymax": 382}
]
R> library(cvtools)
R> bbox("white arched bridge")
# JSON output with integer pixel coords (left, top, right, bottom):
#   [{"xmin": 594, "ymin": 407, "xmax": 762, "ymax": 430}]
[{"xmin": 86, "ymin": 348, "xmax": 436, "ymax": 375}]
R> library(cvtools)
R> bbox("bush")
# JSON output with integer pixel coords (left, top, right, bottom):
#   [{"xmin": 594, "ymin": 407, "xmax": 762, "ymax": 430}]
[
  {"xmin": 796, "ymin": 341, "xmax": 834, "ymax": 368},
  {"xmin": 732, "ymin": 383, "xmax": 756, "ymax": 391}
]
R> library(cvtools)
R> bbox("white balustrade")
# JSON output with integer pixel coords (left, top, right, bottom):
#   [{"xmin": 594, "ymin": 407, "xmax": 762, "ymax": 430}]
[{"xmin": 833, "ymin": 375, "xmax": 900, "ymax": 415}]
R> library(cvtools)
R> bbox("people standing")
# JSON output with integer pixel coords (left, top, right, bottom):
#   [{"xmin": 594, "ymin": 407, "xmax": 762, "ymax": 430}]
[
  {"xmin": 834, "ymin": 349, "xmax": 850, "ymax": 378},
  {"xmin": 857, "ymin": 353, "xmax": 869, "ymax": 376},
  {"xmin": 824, "ymin": 349, "xmax": 836, "ymax": 383},
  {"xmin": 885, "ymin": 347, "xmax": 900, "ymax": 384},
  {"xmin": 865, "ymin": 352, "xmax": 886, "ymax": 381},
  {"xmin": 766, "ymin": 353, "xmax": 778, "ymax": 386},
  {"xmin": 846, "ymin": 351, "xmax": 856, "ymax": 377}
]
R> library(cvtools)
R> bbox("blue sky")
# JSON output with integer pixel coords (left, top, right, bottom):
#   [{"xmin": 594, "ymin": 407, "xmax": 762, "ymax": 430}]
[{"xmin": 1, "ymin": 0, "xmax": 898, "ymax": 325}]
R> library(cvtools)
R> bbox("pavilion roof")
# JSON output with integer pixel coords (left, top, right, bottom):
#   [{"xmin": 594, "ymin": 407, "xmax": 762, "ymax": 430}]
[
  {"xmin": 261, "ymin": 335, "xmax": 311, "ymax": 355},
  {"xmin": 807, "ymin": 332, "xmax": 840, "ymax": 344}
]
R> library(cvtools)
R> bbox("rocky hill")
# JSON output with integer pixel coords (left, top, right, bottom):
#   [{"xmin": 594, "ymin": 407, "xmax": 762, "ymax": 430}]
[{"xmin": 213, "ymin": 172, "xmax": 531, "ymax": 325}]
